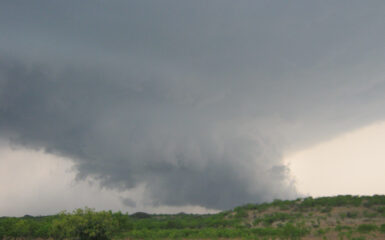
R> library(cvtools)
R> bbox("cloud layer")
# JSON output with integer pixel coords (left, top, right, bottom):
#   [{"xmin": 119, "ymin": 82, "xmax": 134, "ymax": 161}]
[{"xmin": 1, "ymin": 1, "xmax": 385, "ymax": 210}]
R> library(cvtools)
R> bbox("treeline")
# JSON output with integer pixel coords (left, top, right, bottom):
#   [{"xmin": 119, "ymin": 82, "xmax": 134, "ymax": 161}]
[
  {"xmin": 0, "ymin": 208, "xmax": 121, "ymax": 240},
  {"xmin": 1, "ymin": 195, "xmax": 385, "ymax": 239},
  {"xmin": 0, "ymin": 210, "xmax": 308, "ymax": 239},
  {"xmin": 0, "ymin": 209, "xmax": 252, "ymax": 239},
  {"xmin": 234, "ymin": 194, "xmax": 385, "ymax": 213}
]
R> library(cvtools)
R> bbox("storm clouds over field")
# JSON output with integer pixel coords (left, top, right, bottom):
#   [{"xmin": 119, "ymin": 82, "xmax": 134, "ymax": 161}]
[{"xmin": 1, "ymin": 1, "xmax": 385, "ymax": 212}]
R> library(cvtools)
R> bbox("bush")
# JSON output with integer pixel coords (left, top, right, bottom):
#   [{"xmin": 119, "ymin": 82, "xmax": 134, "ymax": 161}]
[
  {"xmin": 335, "ymin": 225, "xmax": 352, "ymax": 232},
  {"xmin": 376, "ymin": 206, "xmax": 385, "ymax": 215},
  {"xmin": 380, "ymin": 224, "xmax": 385, "ymax": 233},
  {"xmin": 281, "ymin": 223, "xmax": 309, "ymax": 239},
  {"xmin": 234, "ymin": 208, "xmax": 248, "ymax": 218},
  {"xmin": 51, "ymin": 208, "xmax": 118, "ymax": 240},
  {"xmin": 357, "ymin": 224, "xmax": 377, "ymax": 233}
]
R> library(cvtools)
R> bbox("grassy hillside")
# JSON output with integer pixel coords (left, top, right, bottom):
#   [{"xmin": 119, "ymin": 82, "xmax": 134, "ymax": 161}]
[{"xmin": 1, "ymin": 195, "xmax": 385, "ymax": 239}]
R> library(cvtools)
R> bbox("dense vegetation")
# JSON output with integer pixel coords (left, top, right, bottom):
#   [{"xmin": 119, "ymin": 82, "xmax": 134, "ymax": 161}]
[{"xmin": 1, "ymin": 195, "xmax": 385, "ymax": 239}]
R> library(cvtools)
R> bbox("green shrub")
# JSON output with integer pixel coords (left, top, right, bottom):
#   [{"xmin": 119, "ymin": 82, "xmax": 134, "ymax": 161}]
[
  {"xmin": 380, "ymin": 224, "xmax": 385, "ymax": 233},
  {"xmin": 346, "ymin": 211, "xmax": 359, "ymax": 218},
  {"xmin": 234, "ymin": 208, "xmax": 248, "ymax": 218},
  {"xmin": 351, "ymin": 237, "xmax": 366, "ymax": 240},
  {"xmin": 51, "ymin": 208, "xmax": 118, "ymax": 240},
  {"xmin": 280, "ymin": 223, "xmax": 309, "ymax": 239},
  {"xmin": 335, "ymin": 225, "xmax": 352, "ymax": 232},
  {"xmin": 357, "ymin": 224, "xmax": 377, "ymax": 233},
  {"xmin": 363, "ymin": 210, "xmax": 377, "ymax": 218},
  {"xmin": 376, "ymin": 206, "xmax": 385, "ymax": 216},
  {"xmin": 321, "ymin": 206, "xmax": 332, "ymax": 213},
  {"xmin": 260, "ymin": 212, "xmax": 294, "ymax": 226}
]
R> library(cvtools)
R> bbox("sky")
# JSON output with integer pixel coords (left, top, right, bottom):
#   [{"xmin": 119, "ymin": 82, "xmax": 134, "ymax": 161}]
[{"xmin": 1, "ymin": 1, "xmax": 385, "ymax": 216}]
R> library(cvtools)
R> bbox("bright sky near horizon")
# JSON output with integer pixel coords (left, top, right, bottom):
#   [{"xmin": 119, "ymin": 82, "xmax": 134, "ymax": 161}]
[{"xmin": 285, "ymin": 120, "xmax": 385, "ymax": 198}]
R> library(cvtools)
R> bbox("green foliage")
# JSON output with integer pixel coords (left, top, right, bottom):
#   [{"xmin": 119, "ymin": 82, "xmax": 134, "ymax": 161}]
[
  {"xmin": 356, "ymin": 224, "xmax": 378, "ymax": 233},
  {"xmin": 265, "ymin": 213, "xmax": 291, "ymax": 226},
  {"xmin": 351, "ymin": 237, "xmax": 366, "ymax": 240},
  {"xmin": 340, "ymin": 211, "xmax": 359, "ymax": 219},
  {"xmin": 380, "ymin": 224, "xmax": 385, "ymax": 233},
  {"xmin": 321, "ymin": 206, "xmax": 332, "ymax": 213},
  {"xmin": 234, "ymin": 206, "xmax": 248, "ymax": 218},
  {"xmin": 272, "ymin": 199, "xmax": 295, "ymax": 210},
  {"xmin": 363, "ymin": 210, "xmax": 377, "ymax": 218},
  {"xmin": 1, "ymin": 195, "xmax": 385, "ymax": 239},
  {"xmin": 280, "ymin": 222, "xmax": 309, "ymax": 239},
  {"xmin": 376, "ymin": 206, "xmax": 385, "ymax": 216},
  {"xmin": 316, "ymin": 228, "xmax": 330, "ymax": 236},
  {"xmin": 299, "ymin": 195, "xmax": 363, "ymax": 210},
  {"xmin": 0, "ymin": 216, "xmax": 53, "ymax": 238},
  {"xmin": 335, "ymin": 225, "xmax": 352, "ymax": 232},
  {"xmin": 363, "ymin": 195, "xmax": 385, "ymax": 208},
  {"xmin": 51, "ymin": 208, "xmax": 117, "ymax": 240}
]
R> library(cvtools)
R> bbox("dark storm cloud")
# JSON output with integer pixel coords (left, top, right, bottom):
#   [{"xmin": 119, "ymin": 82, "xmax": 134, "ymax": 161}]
[{"xmin": 1, "ymin": 0, "xmax": 385, "ymax": 209}]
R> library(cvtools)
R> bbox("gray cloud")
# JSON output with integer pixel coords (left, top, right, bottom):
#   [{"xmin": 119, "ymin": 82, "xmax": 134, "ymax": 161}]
[
  {"xmin": 1, "ymin": 0, "xmax": 385, "ymax": 210},
  {"xmin": 121, "ymin": 198, "xmax": 136, "ymax": 208}
]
